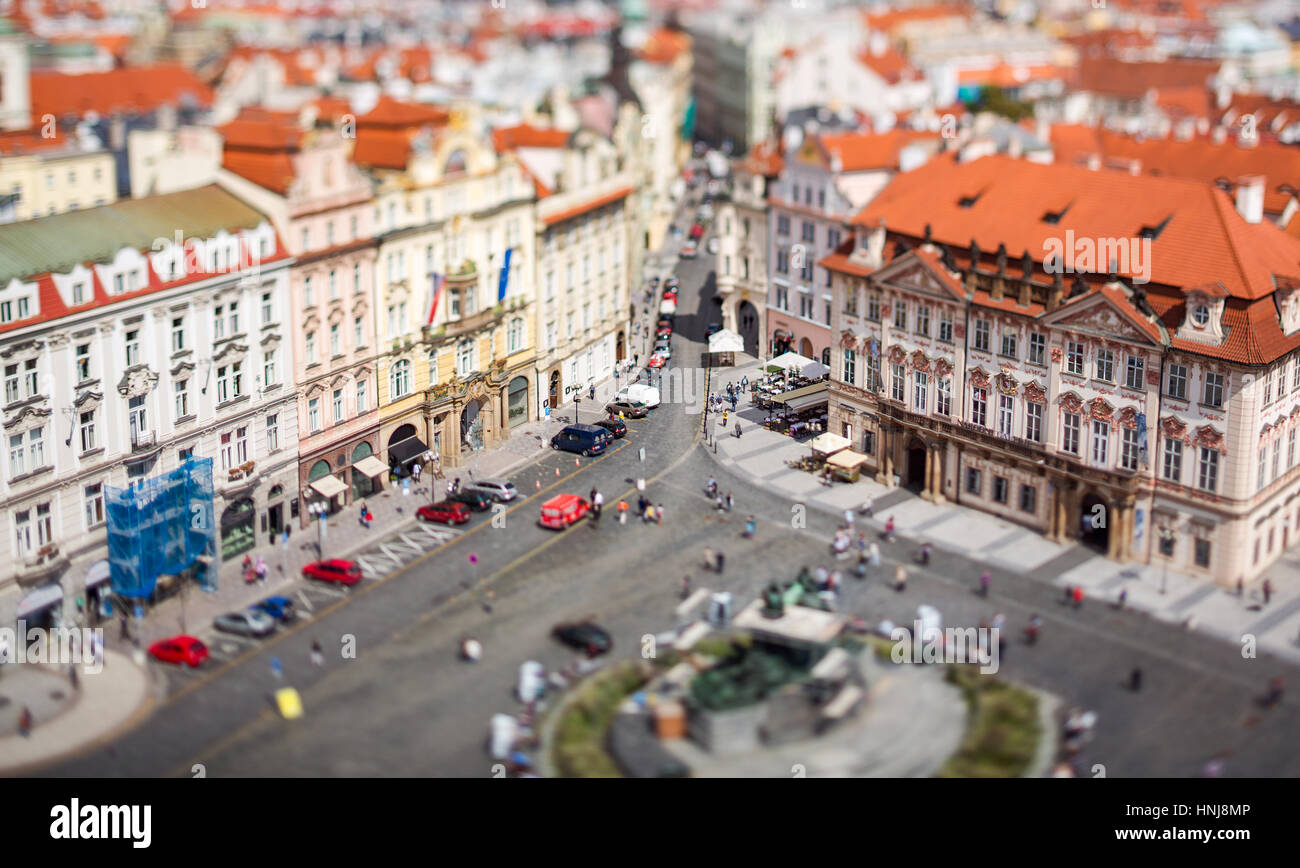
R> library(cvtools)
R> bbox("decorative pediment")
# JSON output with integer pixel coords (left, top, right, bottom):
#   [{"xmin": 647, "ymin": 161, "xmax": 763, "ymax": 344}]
[
  {"xmin": 170, "ymin": 359, "xmax": 196, "ymax": 378},
  {"xmin": 213, "ymin": 341, "xmax": 247, "ymax": 364},
  {"xmin": 968, "ymin": 367, "xmax": 990, "ymax": 388},
  {"xmin": 1088, "ymin": 397, "xmax": 1114, "ymax": 422},
  {"xmin": 839, "ymin": 330, "xmax": 858, "ymax": 349},
  {"xmin": 0, "ymin": 339, "xmax": 43, "ymax": 360},
  {"xmin": 1193, "ymin": 424, "xmax": 1225, "ymax": 453},
  {"xmin": 934, "ymin": 358, "xmax": 953, "ymax": 378},
  {"xmin": 1058, "ymin": 391, "xmax": 1084, "ymax": 414},
  {"xmin": 1161, "ymin": 416, "xmax": 1188, "ymax": 440},
  {"xmin": 995, "ymin": 373, "xmax": 1018, "ymax": 395},
  {"xmin": 1022, "ymin": 380, "xmax": 1046, "ymax": 403},
  {"xmin": 116, "ymin": 365, "xmax": 158, "ymax": 399},
  {"xmin": 3, "ymin": 403, "xmax": 51, "ymax": 432},
  {"xmin": 260, "ymin": 332, "xmax": 282, "ymax": 351},
  {"xmin": 871, "ymin": 250, "xmax": 967, "ymax": 300},
  {"xmin": 1118, "ymin": 406, "xmax": 1139, "ymax": 429},
  {"xmin": 911, "ymin": 349, "xmax": 930, "ymax": 372},
  {"xmin": 1048, "ymin": 297, "xmax": 1153, "ymax": 344},
  {"xmin": 74, "ymin": 390, "xmax": 102, "ymax": 410},
  {"xmin": 887, "ymin": 345, "xmax": 907, "ymax": 365}
]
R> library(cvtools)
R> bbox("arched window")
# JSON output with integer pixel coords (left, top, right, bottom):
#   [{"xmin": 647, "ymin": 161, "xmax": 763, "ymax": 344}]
[{"xmin": 389, "ymin": 359, "xmax": 412, "ymax": 398}]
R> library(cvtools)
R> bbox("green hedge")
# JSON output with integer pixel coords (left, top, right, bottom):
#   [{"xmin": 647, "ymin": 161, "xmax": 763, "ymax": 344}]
[
  {"xmin": 937, "ymin": 665, "xmax": 1041, "ymax": 778},
  {"xmin": 552, "ymin": 660, "xmax": 654, "ymax": 778}
]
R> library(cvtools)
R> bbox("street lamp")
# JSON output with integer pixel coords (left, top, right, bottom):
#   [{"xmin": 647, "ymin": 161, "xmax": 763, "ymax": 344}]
[
  {"xmin": 307, "ymin": 500, "xmax": 329, "ymax": 559},
  {"xmin": 1158, "ymin": 526, "xmax": 1178, "ymax": 594}
]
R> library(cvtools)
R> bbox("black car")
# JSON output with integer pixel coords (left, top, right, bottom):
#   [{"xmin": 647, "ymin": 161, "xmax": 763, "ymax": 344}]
[
  {"xmin": 448, "ymin": 489, "xmax": 493, "ymax": 512},
  {"xmin": 594, "ymin": 418, "xmax": 627, "ymax": 439},
  {"xmin": 553, "ymin": 622, "xmax": 613, "ymax": 657}
]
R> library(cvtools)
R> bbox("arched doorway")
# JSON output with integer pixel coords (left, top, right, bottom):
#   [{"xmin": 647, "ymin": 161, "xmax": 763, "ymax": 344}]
[
  {"xmin": 799, "ymin": 337, "xmax": 814, "ymax": 358},
  {"xmin": 351, "ymin": 442, "xmax": 376, "ymax": 499},
  {"xmin": 387, "ymin": 423, "xmax": 422, "ymax": 478},
  {"xmin": 1080, "ymin": 493, "xmax": 1109, "ymax": 551},
  {"xmin": 220, "ymin": 497, "xmax": 256, "ymax": 560},
  {"xmin": 508, "ymin": 376, "xmax": 529, "ymax": 427},
  {"xmin": 548, "ymin": 370, "xmax": 560, "ymax": 410},
  {"xmin": 461, "ymin": 399, "xmax": 483, "ymax": 449},
  {"xmin": 906, "ymin": 439, "xmax": 927, "ymax": 492},
  {"xmin": 738, "ymin": 301, "xmax": 759, "ymax": 355},
  {"xmin": 616, "ymin": 332, "xmax": 625, "ymax": 363}
]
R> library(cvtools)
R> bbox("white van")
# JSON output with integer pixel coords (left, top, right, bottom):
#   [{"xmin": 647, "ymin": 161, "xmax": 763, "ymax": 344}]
[
  {"xmin": 617, "ymin": 384, "xmax": 661, "ymax": 408},
  {"xmin": 659, "ymin": 299, "xmax": 677, "ymax": 316}
]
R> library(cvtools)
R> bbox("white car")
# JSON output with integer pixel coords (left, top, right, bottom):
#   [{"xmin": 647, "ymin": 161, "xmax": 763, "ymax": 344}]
[
  {"xmin": 618, "ymin": 384, "xmax": 661, "ymax": 408},
  {"xmin": 680, "ymin": 242, "xmax": 697, "ymax": 259},
  {"xmin": 707, "ymin": 237, "xmax": 720, "ymax": 255}
]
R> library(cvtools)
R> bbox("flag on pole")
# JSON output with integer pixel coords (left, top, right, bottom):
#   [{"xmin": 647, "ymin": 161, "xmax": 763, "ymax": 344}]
[
  {"xmin": 426, "ymin": 273, "xmax": 445, "ymax": 325},
  {"xmin": 497, "ymin": 248, "xmax": 513, "ymax": 303}
]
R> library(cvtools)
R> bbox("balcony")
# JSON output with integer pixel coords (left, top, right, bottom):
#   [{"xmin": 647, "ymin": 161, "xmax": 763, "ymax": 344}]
[
  {"xmin": 228, "ymin": 460, "xmax": 256, "ymax": 482},
  {"xmin": 16, "ymin": 543, "xmax": 70, "ymax": 585},
  {"xmin": 443, "ymin": 305, "xmax": 505, "ymax": 340},
  {"xmin": 131, "ymin": 430, "xmax": 157, "ymax": 452}
]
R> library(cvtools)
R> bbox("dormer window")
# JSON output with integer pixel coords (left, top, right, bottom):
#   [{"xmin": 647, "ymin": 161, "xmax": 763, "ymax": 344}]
[{"xmin": 1192, "ymin": 305, "xmax": 1210, "ymax": 326}]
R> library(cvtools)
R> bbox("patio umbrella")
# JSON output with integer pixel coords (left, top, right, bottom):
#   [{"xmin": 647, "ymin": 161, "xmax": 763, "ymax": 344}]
[
  {"xmin": 800, "ymin": 360, "xmax": 829, "ymax": 378},
  {"xmin": 766, "ymin": 350, "xmax": 816, "ymax": 373}
]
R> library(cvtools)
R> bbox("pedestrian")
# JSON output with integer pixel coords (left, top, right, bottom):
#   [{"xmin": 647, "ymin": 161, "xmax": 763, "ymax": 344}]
[
  {"xmin": 860, "ymin": 496, "xmax": 874, "ymax": 518},
  {"xmin": 593, "ymin": 490, "xmax": 604, "ymax": 514},
  {"xmin": 884, "ymin": 516, "xmax": 896, "ymax": 542},
  {"xmin": 729, "ymin": 394, "xmax": 737, "ymax": 411},
  {"xmin": 744, "ymin": 515, "xmax": 757, "ymax": 538},
  {"xmin": 725, "ymin": 492, "xmax": 733, "ymax": 511},
  {"xmin": 68, "ymin": 663, "xmax": 78, "ymax": 691},
  {"xmin": 118, "ymin": 611, "xmax": 129, "ymax": 642},
  {"xmin": 311, "ymin": 639, "xmax": 324, "ymax": 667},
  {"xmin": 461, "ymin": 636, "xmax": 482, "ymax": 662},
  {"xmin": 716, "ymin": 551, "xmax": 726, "ymax": 574},
  {"xmin": 1237, "ymin": 576, "xmax": 1244, "ymax": 597},
  {"xmin": 979, "ymin": 571, "xmax": 991, "ymax": 597},
  {"xmin": 412, "ymin": 462, "xmax": 422, "ymax": 484},
  {"xmin": 868, "ymin": 541, "xmax": 882, "ymax": 568},
  {"xmin": 1129, "ymin": 667, "xmax": 1143, "ymax": 692},
  {"xmin": 1263, "ymin": 578, "xmax": 1272, "ymax": 605},
  {"xmin": 1063, "ymin": 584, "xmax": 1073, "ymax": 605},
  {"xmin": 893, "ymin": 563, "xmax": 907, "ymax": 592},
  {"xmin": 741, "ymin": 375, "xmax": 749, "ymax": 390},
  {"xmin": 1265, "ymin": 676, "xmax": 1284, "ymax": 707},
  {"xmin": 1072, "ymin": 586, "xmax": 1084, "ymax": 609},
  {"xmin": 844, "ymin": 508, "xmax": 855, "ymax": 529},
  {"xmin": 452, "ymin": 477, "xmax": 461, "ymax": 494},
  {"xmin": 18, "ymin": 706, "xmax": 32, "ymax": 737},
  {"xmin": 637, "ymin": 494, "xmax": 648, "ymax": 516},
  {"xmin": 656, "ymin": 503, "xmax": 665, "ymax": 525},
  {"xmin": 735, "ymin": 422, "xmax": 742, "ymax": 438},
  {"xmin": 589, "ymin": 384, "xmax": 596, "ymax": 401},
  {"xmin": 1118, "ymin": 588, "xmax": 1128, "ymax": 609},
  {"xmin": 446, "ymin": 478, "xmax": 455, "ymax": 496},
  {"xmin": 242, "ymin": 554, "xmax": 252, "ymax": 575},
  {"xmin": 256, "ymin": 555, "xmax": 268, "ymax": 583},
  {"xmin": 919, "ymin": 542, "xmax": 932, "ymax": 566},
  {"xmin": 681, "ymin": 576, "xmax": 692, "ymax": 599},
  {"xmin": 617, "ymin": 500, "xmax": 628, "ymax": 525},
  {"xmin": 704, "ymin": 547, "xmax": 716, "ymax": 572},
  {"xmin": 590, "ymin": 487, "xmax": 598, "ymax": 504},
  {"xmin": 722, "ymin": 409, "xmax": 729, "ymax": 427}
]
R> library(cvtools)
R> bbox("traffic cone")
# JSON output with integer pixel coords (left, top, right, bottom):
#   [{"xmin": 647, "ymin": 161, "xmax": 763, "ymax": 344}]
[
  {"xmin": 574, "ymin": 457, "xmax": 579, "ymax": 466},
  {"xmin": 555, "ymin": 467, "xmax": 560, "ymax": 476},
  {"xmin": 536, "ymin": 479, "xmax": 541, "ymax": 489}
]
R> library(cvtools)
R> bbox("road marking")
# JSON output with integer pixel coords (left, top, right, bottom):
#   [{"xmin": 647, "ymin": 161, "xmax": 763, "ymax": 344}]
[
  {"xmin": 296, "ymin": 590, "xmax": 314, "ymax": 612},
  {"xmin": 396, "ymin": 533, "xmax": 427, "ymax": 556}
]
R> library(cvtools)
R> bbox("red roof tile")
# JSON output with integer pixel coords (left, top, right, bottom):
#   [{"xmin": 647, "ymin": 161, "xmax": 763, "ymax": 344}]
[{"xmin": 29, "ymin": 64, "xmax": 213, "ymax": 121}]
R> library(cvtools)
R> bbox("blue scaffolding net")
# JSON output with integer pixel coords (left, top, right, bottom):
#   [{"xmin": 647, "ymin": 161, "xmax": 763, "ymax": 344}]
[{"xmin": 106, "ymin": 457, "xmax": 216, "ymax": 599}]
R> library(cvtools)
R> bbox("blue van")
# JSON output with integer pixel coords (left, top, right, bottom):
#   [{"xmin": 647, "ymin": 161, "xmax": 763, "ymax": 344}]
[{"xmin": 550, "ymin": 423, "xmax": 611, "ymax": 457}]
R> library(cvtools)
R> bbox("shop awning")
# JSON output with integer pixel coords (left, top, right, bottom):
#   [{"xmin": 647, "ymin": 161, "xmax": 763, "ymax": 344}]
[
  {"xmin": 387, "ymin": 435, "xmax": 428, "ymax": 467},
  {"xmin": 309, "ymin": 475, "xmax": 348, "ymax": 499},
  {"xmin": 353, "ymin": 455, "xmax": 390, "ymax": 478},
  {"xmin": 771, "ymin": 382, "xmax": 828, "ymax": 412},
  {"xmin": 17, "ymin": 583, "xmax": 64, "ymax": 618},
  {"xmin": 86, "ymin": 560, "xmax": 111, "ymax": 588},
  {"xmin": 811, "ymin": 432, "xmax": 852, "ymax": 455},
  {"xmin": 827, "ymin": 449, "xmax": 869, "ymax": 469}
]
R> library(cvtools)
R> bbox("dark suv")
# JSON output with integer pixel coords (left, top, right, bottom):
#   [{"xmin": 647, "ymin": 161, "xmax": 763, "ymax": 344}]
[{"xmin": 448, "ymin": 489, "xmax": 493, "ymax": 512}]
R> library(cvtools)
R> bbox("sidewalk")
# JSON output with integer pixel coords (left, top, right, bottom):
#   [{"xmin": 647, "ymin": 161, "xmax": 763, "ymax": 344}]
[{"xmin": 707, "ymin": 354, "xmax": 1300, "ymax": 666}]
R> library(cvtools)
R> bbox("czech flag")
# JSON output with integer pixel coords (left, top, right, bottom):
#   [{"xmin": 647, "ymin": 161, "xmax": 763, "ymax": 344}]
[{"xmin": 427, "ymin": 273, "xmax": 445, "ymax": 325}]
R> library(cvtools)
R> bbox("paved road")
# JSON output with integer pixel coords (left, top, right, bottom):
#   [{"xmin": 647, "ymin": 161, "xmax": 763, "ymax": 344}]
[{"xmin": 42, "ymin": 175, "xmax": 1300, "ymax": 778}]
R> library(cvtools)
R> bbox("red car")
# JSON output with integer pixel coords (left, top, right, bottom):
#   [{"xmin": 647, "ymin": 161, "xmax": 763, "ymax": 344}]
[
  {"xmin": 656, "ymin": 326, "xmax": 673, "ymax": 338},
  {"xmin": 689, "ymin": 223, "xmax": 704, "ymax": 240},
  {"xmin": 303, "ymin": 558, "xmax": 363, "ymax": 586},
  {"xmin": 661, "ymin": 290, "xmax": 678, "ymax": 303},
  {"xmin": 149, "ymin": 635, "xmax": 209, "ymax": 668},
  {"xmin": 417, "ymin": 500, "xmax": 472, "ymax": 525},
  {"xmin": 647, "ymin": 354, "xmax": 667, "ymax": 369}
]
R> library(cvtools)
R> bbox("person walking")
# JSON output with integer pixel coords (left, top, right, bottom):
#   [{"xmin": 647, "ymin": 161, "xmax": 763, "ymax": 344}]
[
  {"xmin": 1265, "ymin": 676, "xmax": 1284, "ymax": 707},
  {"xmin": 1117, "ymin": 588, "xmax": 1128, "ymax": 610},
  {"xmin": 412, "ymin": 461, "xmax": 422, "ymax": 485},
  {"xmin": 1025, "ymin": 614, "xmax": 1042, "ymax": 645},
  {"xmin": 1129, "ymin": 667, "xmax": 1143, "ymax": 692},
  {"xmin": 656, "ymin": 503, "xmax": 665, "ymax": 525},
  {"xmin": 18, "ymin": 706, "xmax": 32, "ymax": 737},
  {"xmin": 593, "ymin": 490, "xmax": 604, "ymax": 517},
  {"xmin": 637, "ymin": 494, "xmax": 648, "ymax": 516},
  {"xmin": 716, "ymin": 550, "xmax": 726, "ymax": 574},
  {"xmin": 725, "ymin": 492, "xmax": 734, "ymax": 511},
  {"xmin": 589, "ymin": 384, "xmax": 596, "ymax": 401},
  {"xmin": 868, "ymin": 541, "xmax": 882, "ymax": 568},
  {"xmin": 311, "ymin": 639, "xmax": 324, "ymax": 667},
  {"xmin": 918, "ymin": 542, "xmax": 932, "ymax": 566},
  {"xmin": 1263, "ymin": 578, "xmax": 1273, "ymax": 605},
  {"xmin": 860, "ymin": 496, "xmax": 874, "ymax": 518},
  {"xmin": 884, "ymin": 516, "xmax": 896, "ymax": 542},
  {"xmin": 893, "ymin": 563, "xmax": 908, "ymax": 592},
  {"xmin": 1063, "ymin": 584, "xmax": 1074, "ymax": 605},
  {"xmin": 979, "ymin": 570, "xmax": 991, "ymax": 597},
  {"xmin": 734, "ymin": 422, "xmax": 742, "ymax": 438},
  {"xmin": 704, "ymin": 547, "xmax": 717, "ymax": 572},
  {"xmin": 1072, "ymin": 586, "xmax": 1084, "ymax": 609},
  {"xmin": 844, "ymin": 508, "xmax": 855, "ymax": 529},
  {"xmin": 617, "ymin": 500, "xmax": 628, "ymax": 525}
]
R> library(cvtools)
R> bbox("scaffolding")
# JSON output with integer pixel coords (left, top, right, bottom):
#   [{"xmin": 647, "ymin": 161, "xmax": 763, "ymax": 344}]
[{"xmin": 106, "ymin": 457, "xmax": 216, "ymax": 599}]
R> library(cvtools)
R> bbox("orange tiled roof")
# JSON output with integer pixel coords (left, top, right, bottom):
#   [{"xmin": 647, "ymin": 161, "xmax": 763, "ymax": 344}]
[
  {"xmin": 813, "ymin": 129, "xmax": 939, "ymax": 173},
  {"xmin": 862, "ymin": 3, "xmax": 970, "ymax": 33},
  {"xmin": 739, "ymin": 140, "xmax": 785, "ymax": 177},
  {"xmin": 360, "ymin": 97, "xmax": 449, "ymax": 129},
  {"xmin": 638, "ymin": 27, "xmax": 690, "ymax": 65},
  {"xmin": 491, "ymin": 123, "xmax": 571, "ymax": 153},
  {"xmin": 956, "ymin": 62, "xmax": 1066, "ymax": 88},
  {"xmin": 0, "ymin": 127, "xmax": 72, "ymax": 156},
  {"xmin": 1074, "ymin": 56, "xmax": 1220, "ymax": 101},
  {"xmin": 856, "ymin": 46, "xmax": 918, "ymax": 85},
  {"xmin": 29, "ymin": 63, "xmax": 213, "ymax": 121},
  {"xmin": 352, "ymin": 128, "xmax": 419, "ymax": 171},
  {"xmin": 542, "ymin": 186, "xmax": 633, "ymax": 226},
  {"xmin": 217, "ymin": 107, "xmax": 307, "ymax": 195}
]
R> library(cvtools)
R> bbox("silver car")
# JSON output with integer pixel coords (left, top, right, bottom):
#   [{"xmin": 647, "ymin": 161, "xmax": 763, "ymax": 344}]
[
  {"xmin": 466, "ymin": 478, "xmax": 518, "ymax": 503},
  {"xmin": 213, "ymin": 608, "xmax": 277, "ymax": 638}
]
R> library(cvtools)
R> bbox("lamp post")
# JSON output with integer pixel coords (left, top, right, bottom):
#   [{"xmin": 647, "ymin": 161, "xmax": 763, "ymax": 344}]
[
  {"xmin": 308, "ymin": 501, "xmax": 329, "ymax": 559},
  {"xmin": 1158, "ymin": 526, "xmax": 1177, "ymax": 594}
]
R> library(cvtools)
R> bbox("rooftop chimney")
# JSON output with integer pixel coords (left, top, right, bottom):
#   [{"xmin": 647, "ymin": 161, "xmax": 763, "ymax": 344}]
[
  {"xmin": 1235, "ymin": 175, "xmax": 1265, "ymax": 224},
  {"xmin": 1087, "ymin": 154, "xmax": 1101, "ymax": 171}
]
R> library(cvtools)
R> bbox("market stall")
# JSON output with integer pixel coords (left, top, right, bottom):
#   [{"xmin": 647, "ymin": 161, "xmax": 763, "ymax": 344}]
[{"xmin": 826, "ymin": 449, "xmax": 869, "ymax": 482}]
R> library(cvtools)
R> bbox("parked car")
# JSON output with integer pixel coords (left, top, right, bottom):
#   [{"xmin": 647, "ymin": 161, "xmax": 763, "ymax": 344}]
[
  {"xmin": 550, "ymin": 423, "xmax": 611, "ymax": 456},
  {"xmin": 148, "ymin": 635, "xmax": 209, "ymax": 668},
  {"xmin": 689, "ymin": 223, "xmax": 704, "ymax": 240},
  {"xmin": 253, "ymin": 596, "xmax": 296, "ymax": 623},
  {"xmin": 214, "ymin": 608, "xmax": 277, "ymax": 638},
  {"xmin": 417, "ymin": 500, "xmax": 472, "ymax": 525},
  {"xmin": 647, "ymin": 354, "xmax": 667, "ymax": 369},
  {"xmin": 552, "ymin": 621, "xmax": 613, "ymax": 657},
  {"xmin": 466, "ymin": 478, "xmax": 518, "ymax": 502},
  {"xmin": 539, "ymin": 493, "xmax": 590, "ymax": 529},
  {"xmin": 707, "ymin": 237, "xmax": 720, "ymax": 254},
  {"xmin": 680, "ymin": 242, "xmax": 697, "ymax": 259},
  {"xmin": 653, "ymin": 345, "xmax": 672, "ymax": 361},
  {"xmin": 303, "ymin": 558, "xmax": 363, "ymax": 586},
  {"xmin": 594, "ymin": 418, "xmax": 627, "ymax": 439},
  {"xmin": 605, "ymin": 400, "xmax": 649, "ymax": 418},
  {"xmin": 448, "ymin": 488, "xmax": 493, "ymax": 512},
  {"xmin": 656, "ymin": 325, "xmax": 673, "ymax": 338}
]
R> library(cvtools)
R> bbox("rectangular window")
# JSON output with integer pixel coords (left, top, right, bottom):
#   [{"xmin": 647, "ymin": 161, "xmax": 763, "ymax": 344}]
[
  {"xmin": 266, "ymin": 413, "xmax": 279, "ymax": 452},
  {"xmin": 1095, "ymin": 348, "xmax": 1114, "ymax": 382},
  {"xmin": 861, "ymin": 428, "xmax": 875, "ymax": 455},
  {"xmin": 997, "ymin": 394, "xmax": 1013, "ymax": 437},
  {"xmin": 1194, "ymin": 538, "xmax": 1211, "ymax": 568},
  {"xmin": 1000, "ymin": 329, "xmax": 1017, "ymax": 359},
  {"xmin": 356, "ymin": 380, "xmax": 369, "ymax": 414},
  {"xmin": 1091, "ymin": 420, "xmax": 1109, "ymax": 465},
  {"xmin": 216, "ymin": 362, "xmax": 243, "ymax": 403},
  {"xmin": 1121, "ymin": 427, "xmax": 1140, "ymax": 471},
  {"xmin": 261, "ymin": 291, "xmax": 273, "ymax": 324},
  {"xmin": 938, "ymin": 309, "xmax": 953, "ymax": 343},
  {"xmin": 916, "ymin": 306, "xmax": 930, "ymax": 336},
  {"xmin": 1062, "ymin": 412, "xmax": 1080, "ymax": 454},
  {"xmin": 9, "ymin": 432, "xmax": 25, "ymax": 477},
  {"xmin": 973, "ymin": 320, "xmax": 990, "ymax": 352},
  {"xmin": 220, "ymin": 431, "xmax": 234, "ymax": 469},
  {"xmin": 1198, "ymin": 447, "xmax": 1219, "ymax": 492},
  {"xmin": 1065, "ymin": 341, "xmax": 1085, "ymax": 376},
  {"xmin": 1125, "ymin": 355, "xmax": 1145, "ymax": 390},
  {"xmin": 992, "ymin": 476, "xmax": 1009, "ymax": 504},
  {"xmin": 305, "ymin": 331, "xmax": 316, "ymax": 361},
  {"xmin": 263, "ymin": 349, "xmax": 277, "ymax": 387},
  {"xmin": 1273, "ymin": 439, "xmax": 1281, "ymax": 481},
  {"xmin": 937, "ymin": 378, "xmax": 951, "ymax": 416},
  {"xmin": 13, "ymin": 508, "xmax": 31, "ymax": 556},
  {"xmin": 330, "ymin": 324, "xmax": 341, "ymax": 356},
  {"xmin": 354, "ymin": 316, "xmax": 364, "ymax": 348},
  {"xmin": 333, "ymin": 389, "xmax": 344, "ymax": 423},
  {"xmin": 79, "ymin": 410, "xmax": 96, "ymax": 452},
  {"xmin": 1167, "ymin": 364, "xmax": 1187, "ymax": 400},
  {"xmin": 867, "ymin": 292, "xmax": 881, "ymax": 322},
  {"xmin": 1291, "ymin": 429, "xmax": 1297, "ymax": 469},
  {"xmin": 971, "ymin": 387, "xmax": 988, "ymax": 427},
  {"xmin": 23, "ymin": 359, "xmax": 36, "ymax": 397},
  {"xmin": 893, "ymin": 300, "xmax": 907, "ymax": 330},
  {"xmin": 174, "ymin": 379, "xmax": 189, "ymax": 419},
  {"xmin": 1028, "ymin": 333, "xmax": 1046, "ymax": 366},
  {"xmin": 3, "ymin": 364, "xmax": 18, "ymax": 404},
  {"xmin": 128, "ymin": 396, "xmax": 147, "ymax": 442},
  {"xmin": 84, "ymin": 483, "xmax": 105, "ymax": 528},
  {"xmin": 125, "ymin": 330, "xmax": 140, "ymax": 367},
  {"xmin": 890, "ymin": 364, "xmax": 906, "ymax": 402},
  {"xmin": 1163, "ymin": 438, "xmax": 1182, "ymax": 482},
  {"xmin": 965, "ymin": 467, "xmax": 982, "ymax": 495},
  {"xmin": 308, "ymin": 398, "xmax": 321, "ymax": 433},
  {"xmin": 1026, "ymin": 402, "xmax": 1043, "ymax": 443},
  {"xmin": 1203, "ymin": 371, "xmax": 1224, "ymax": 408},
  {"xmin": 171, "ymin": 317, "xmax": 185, "ymax": 353},
  {"xmin": 1258, "ymin": 446, "xmax": 1268, "ymax": 492},
  {"xmin": 1019, "ymin": 484, "xmax": 1036, "ymax": 514},
  {"xmin": 75, "ymin": 344, "xmax": 91, "ymax": 382},
  {"xmin": 842, "ymin": 350, "xmax": 856, "ymax": 387},
  {"xmin": 235, "ymin": 425, "xmax": 248, "ymax": 464},
  {"xmin": 914, "ymin": 371, "xmax": 928, "ymax": 412}
]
